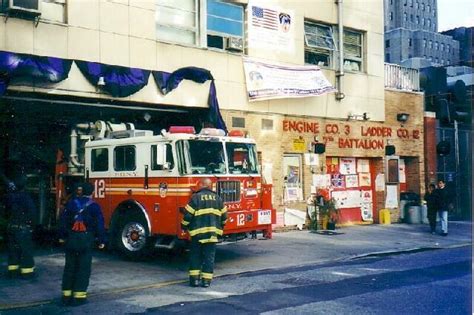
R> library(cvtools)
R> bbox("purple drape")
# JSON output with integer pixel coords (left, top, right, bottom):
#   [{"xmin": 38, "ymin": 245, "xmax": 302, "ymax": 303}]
[
  {"xmin": 152, "ymin": 67, "xmax": 227, "ymax": 132},
  {"xmin": 0, "ymin": 51, "xmax": 72, "ymax": 95},
  {"xmin": 75, "ymin": 60, "xmax": 150, "ymax": 98}
]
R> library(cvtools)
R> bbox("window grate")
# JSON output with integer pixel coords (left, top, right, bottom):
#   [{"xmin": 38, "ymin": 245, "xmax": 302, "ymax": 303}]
[{"xmin": 217, "ymin": 181, "xmax": 241, "ymax": 203}]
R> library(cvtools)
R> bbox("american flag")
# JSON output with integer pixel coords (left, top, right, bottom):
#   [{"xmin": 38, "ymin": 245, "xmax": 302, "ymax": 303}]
[{"xmin": 252, "ymin": 6, "xmax": 278, "ymax": 31}]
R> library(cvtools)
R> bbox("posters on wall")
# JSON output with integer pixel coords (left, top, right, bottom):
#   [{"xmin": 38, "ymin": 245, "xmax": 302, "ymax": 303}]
[
  {"xmin": 345, "ymin": 174, "xmax": 359, "ymax": 188},
  {"xmin": 312, "ymin": 174, "xmax": 331, "ymax": 188},
  {"xmin": 358, "ymin": 173, "xmax": 371, "ymax": 186},
  {"xmin": 304, "ymin": 153, "xmax": 319, "ymax": 166},
  {"xmin": 361, "ymin": 203, "xmax": 373, "ymax": 221},
  {"xmin": 375, "ymin": 173, "xmax": 385, "ymax": 191},
  {"xmin": 262, "ymin": 163, "xmax": 273, "ymax": 184},
  {"xmin": 385, "ymin": 184, "xmax": 399, "ymax": 208},
  {"xmin": 243, "ymin": 58, "xmax": 336, "ymax": 101},
  {"xmin": 331, "ymin": 173, "xmax": 345, "ymax": 188},
  {"xmin": 339, "ymin": 158, "xmax": 356, "ymax": 175},
  {"xmin": 399, "ymin": 159, "xmax": 406, "ymax": 183},
  {"xmin": 247, "ymin": 1, "xmax": 295, "ymax": 54},
  {"xmin": 292, "ymin": 138, "xmax": 306, "ymax": 152},
  {"xmin": 357, "ymin": 159, "xmax": 370, "ymax": 173},
  {"xmin": 332, "ymin": 190, "xmax": 361, "ymax": 208}
]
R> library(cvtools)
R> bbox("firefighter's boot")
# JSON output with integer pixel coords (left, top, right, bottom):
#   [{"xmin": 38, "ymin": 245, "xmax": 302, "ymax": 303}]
[
  {"xmin": 189, "ymin": 276, "xmax": 200, "ymax": 287},
  {"xmin": 201, "ymin": 279, "xmax": 211, "ymax": 288},
  {"xmin": 7, "ymin": 265, "xmax": 20, "ymax": 279}
]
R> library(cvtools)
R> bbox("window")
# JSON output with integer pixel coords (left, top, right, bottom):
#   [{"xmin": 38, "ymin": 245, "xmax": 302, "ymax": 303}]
[
  {"xmin": 185, "ymin": 140, "xmax": 226, "ymax": 174},
  {"xmin": 390, "ymin": 12, "xmax": 393, "ymax": 21},
  {"xmin": 441, "ymin": 43, "xmax": 444, "ymax": 51},
  {"xmin": 261, "ymin": 119, "xmax": 274, "ymax": 131},
  {"xmin": 422, "ymin": 17, "xmax": 425, "ymax": 25},
  {"xmin": 206, "ymin": 0, "xmax": 244, "ymax": 50},
  {"xmin": 156, "ymin": 0, "xmax": 198, "ymax": 46},
  {"xmin": 416, "ymin": 15, "xmax": 420, "ymax": 24},
  {"xmin": 441, "ymin": 59, "xmax": 444, "ymax": 65},
  {"xmin": 232, "ymin": 117, "xmax": 245, "ymax": 128},
  {"xmin": 151, "ymin": 144, "xmax": 174, "ymax": 171},
  {"xmin": 415, "ymin": 1, "xmax": 419, "ymax": 9},
  {"xmin": 429, "ymin": 40, "xmax": 433, "ymax": 48},
  {"xmin": 385, "ymin": 40, "xmax": 390, "ymax": 48},
  {"xmin": 427, "ymin": 4, "xmax": 430, "ymax": 12},
  {"xmin": 422, "ymin": 3, "xmax": 425, "ymax": 10},
  {"xmin": 423, "ymin": 39, "xmax": 427, "ymax": 47},
  {"xmin": 343, "ymin": 29, "xmax": 363, "ymax": 72},
  {"xmin": 403, "ymin": 12, "xmax": 408, "ymax": 21},
  {"xmin": 304, "ymin": 21, "xmax": 335, "ymax": 67},
  {"xmin": 385, "ymin": 53, "xmax": 390, "ymax": 63},
  {"xmin": 410, "ymin": 14, "xmax": 414, "ymax": 22},
  {"xmin": 283, "ymin": 154, "xmax": 303, "ymax": 202},
  {"xmin": 447, "ymin": 44, "xmax": 450, "ymax": 52},
  {"xmin": 409, "ymin": 38, "xmax": 412, "ymax": 47},
  {"xmin": 114, "ymin": 146, "xmax": 136, "ymax": 171},
  {"xmin": 91, "ymin": 148, "xmax": 109, "ymax": 172},
  {"xmin": 435, "ymin": 42, "xmax": 439, "ymax": 50},
  {"xmin": 427, "ymin": 19, "xmax": 431, "ymax": 27}
]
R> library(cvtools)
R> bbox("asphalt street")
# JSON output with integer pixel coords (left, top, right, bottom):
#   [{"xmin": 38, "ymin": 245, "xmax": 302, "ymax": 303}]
[
  {"xmin": 1, "ymin": 246, "xmax": 471, "ymax": 314},
  {"xmin": 0, "ymin": 222, "xmax": 471, "ymax": 314}
]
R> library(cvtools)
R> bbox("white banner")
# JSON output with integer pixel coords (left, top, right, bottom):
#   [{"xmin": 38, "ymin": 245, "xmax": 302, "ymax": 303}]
[
  {"xmin": 243, "ymin": 58, "xmax": 336, "ymax": 101},
  {"xmin": 247, "ymin": 2, "xmax": 295, "ymax": 53}
]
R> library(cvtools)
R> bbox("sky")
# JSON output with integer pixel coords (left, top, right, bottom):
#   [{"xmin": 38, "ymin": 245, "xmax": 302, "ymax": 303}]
[{"xmin": 437, "ymin": 0, "xmax": 474, "ymax": 31}]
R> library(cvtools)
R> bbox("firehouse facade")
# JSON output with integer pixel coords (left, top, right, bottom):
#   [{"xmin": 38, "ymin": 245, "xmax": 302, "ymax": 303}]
[{"xmin": 0, "ymin": 0, "xmax": 425, "ymax": 230}]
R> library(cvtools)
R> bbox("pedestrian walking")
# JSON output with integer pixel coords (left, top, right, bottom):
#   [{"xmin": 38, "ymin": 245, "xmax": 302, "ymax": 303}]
[
  {"xmin": 435, "ymin": 179, "xmax": 453, "ymax": 236},
  {"xmin": 181, "ymin": 178, "xmax": 227, "ymax": 288},
  {"xmin": 59, "ymin": 182, "xmax": 105, "ymax": 306},
  {"xmin": 424, "ymin": 183, "xmax": 438, "ymax": 234},
  {"xmin": 3, "ymin": 173, "xmax": 37, "ymax": 279}
]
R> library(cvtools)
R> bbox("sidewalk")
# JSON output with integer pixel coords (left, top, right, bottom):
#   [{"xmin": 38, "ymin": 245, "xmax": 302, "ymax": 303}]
[{"xmin": 0, "ymin": 221, "xmax": 471, "ymax": 309}]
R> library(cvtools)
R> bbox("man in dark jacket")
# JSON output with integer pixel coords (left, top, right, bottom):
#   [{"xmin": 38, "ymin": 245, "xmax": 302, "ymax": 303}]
[
  {"xmin": 424, "ymin": 183, "xmax": 438, "ymax": 234},
  {"xmin": 181, "ymin": 178, "xmax": 227, "ymax": 288},
  {"xmin": 59, "ymin": 182, "xmax": 105, "ymax": 306},
  {"xmin": 436, "ymin": 179, "xmax": 453, "ymax": 236},
  {"xmin": 3, "ymin": 174, "xmax": 37, "ymax": 279}
]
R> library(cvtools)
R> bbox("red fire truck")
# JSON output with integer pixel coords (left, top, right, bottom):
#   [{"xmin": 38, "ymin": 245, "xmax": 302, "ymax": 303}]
[{"xmin": 55, "ymin": 121, "xmax": 275, "ymax": 258}]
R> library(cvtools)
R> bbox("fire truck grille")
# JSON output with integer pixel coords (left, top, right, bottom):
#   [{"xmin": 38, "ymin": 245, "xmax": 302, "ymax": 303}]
[{"xmin": 217, "ymin": 181, "xmax": 241, "ymax": 202}]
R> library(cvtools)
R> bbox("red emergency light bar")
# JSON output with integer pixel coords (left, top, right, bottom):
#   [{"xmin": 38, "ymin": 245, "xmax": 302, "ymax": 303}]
[
  {"xmin": 228, "ymin": 130, "xmax": 245, "ymax": 137},
  {"xmin": 168, "ymin": 126, "xmax": 196, "ymax": 134}
]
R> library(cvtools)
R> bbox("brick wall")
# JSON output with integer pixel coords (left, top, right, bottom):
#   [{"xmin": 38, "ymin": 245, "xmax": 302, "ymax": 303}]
[
  {"xmin": 423, "ymin": 112, "xmax": 437, "ymax": 185},
  {"xmin": 221, "ymin": 89, "xmax": 425, "ymax": 224}
]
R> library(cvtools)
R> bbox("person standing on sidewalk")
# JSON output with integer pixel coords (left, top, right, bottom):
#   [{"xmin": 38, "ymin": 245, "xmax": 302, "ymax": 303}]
[
  {"xmin": 3, "ymin": 173, "xmax": 37, "ymax": 279},
  {"xmin": 435, "ymin": 179, "xmax": 453, "ymax": 236},
  {"xmin": 181, "ymin": 178, "xmax": 227, "ymax": 288},
  {"xmin": 424, "ymin": 183, "xmax": 438, "ymax": 234},
  {"xmin": 59, "ymin": 183, "xmax": 105, "ymax": 306}
]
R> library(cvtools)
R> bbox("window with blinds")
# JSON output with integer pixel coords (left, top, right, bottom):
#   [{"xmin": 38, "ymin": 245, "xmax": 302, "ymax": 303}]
[
  {"xmin": 156, "ymin": 0, "xmax": 199, "ymax": 46},
  {"xmin": 304, "ymin": 21, "xmax": 335, "ymax": 68},
  {"xmin": 343, "ymin": 29, "xmax": 363, "ymax": 72}
]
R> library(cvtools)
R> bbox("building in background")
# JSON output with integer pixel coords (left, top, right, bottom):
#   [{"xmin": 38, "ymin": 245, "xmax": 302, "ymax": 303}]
[
  {"xmin": 442, "ymin": 27, "xmax": 474, "ymax": 67},
  {"xmin": 384, "ymin": 0, "xmax": 459, "ymax": 67},
  {"xmin": 0, "ymin": 0, "xmax": 427, "ymax": 229}
]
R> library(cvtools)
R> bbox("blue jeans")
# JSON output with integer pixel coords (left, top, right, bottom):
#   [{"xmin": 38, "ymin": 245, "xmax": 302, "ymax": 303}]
[{"xmin": 438, "ymin": 210, "xmax": 448, "ymax": 234}]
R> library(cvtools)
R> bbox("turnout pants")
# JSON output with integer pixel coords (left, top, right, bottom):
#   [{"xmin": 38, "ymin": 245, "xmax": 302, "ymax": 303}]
[
  {"xmin": 7, "ymin": 227, "xmax": 35, "ymax": 275},
  {"xmin": 62, "ymin": 232, "xmax": 93, "ymax": 300},
  {"xmin": 189, "ymin": 238, "xmax": 216, "ymax": 281}
]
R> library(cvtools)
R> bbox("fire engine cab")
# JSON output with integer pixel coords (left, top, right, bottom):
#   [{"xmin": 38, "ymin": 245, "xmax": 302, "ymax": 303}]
[{"xmin": 56, "ymin": 121, "xmax": 275, "ymax": 258}]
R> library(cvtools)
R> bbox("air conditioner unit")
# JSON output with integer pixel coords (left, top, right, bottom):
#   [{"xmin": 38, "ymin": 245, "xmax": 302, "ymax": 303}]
[
  {"xmin": 225, "ymin": 36, "xmax": 244, "ymax": 52},
  {"xmin": 6, "ymin": 0, "xmax": 41, "ymax": 18}
]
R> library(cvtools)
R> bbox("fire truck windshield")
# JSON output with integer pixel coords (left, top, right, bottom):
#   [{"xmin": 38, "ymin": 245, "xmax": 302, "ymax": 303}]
[
  {"xmin": 178, "ymin": 140, "xmax": 259, "ymax": 175},
  {"xmin": 225, "ymin": 142, "xmax": 259, "ymax": 175},
  {"xmin": 185, "ymin": 140, "xmax": 226, "ymax": 175}
]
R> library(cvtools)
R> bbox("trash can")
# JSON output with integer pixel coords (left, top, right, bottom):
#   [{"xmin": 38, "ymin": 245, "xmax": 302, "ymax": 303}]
[
  {"xmin": 379, "ymin": 209, "xmax": 391, "ymax": 224},
  {"xmin": 421, "ymin": 203, "xmax": 429, "ymax": 224},
  {"xmin": 400, "ymin": 192, "xmax": 420, "ymax": 223},
  {"xmin": 406, "ymin": 206, "xmax": 422, "ymax": 224}
]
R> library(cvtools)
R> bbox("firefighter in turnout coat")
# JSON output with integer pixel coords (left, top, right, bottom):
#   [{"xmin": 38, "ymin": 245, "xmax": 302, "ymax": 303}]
[
  {"xmin": 181, "ymin": 178, "xmax": 227, "ymax": 287},
  {"xmin": 59, "ymin": 183, "xmax": 105, "ymax": 306},
  {"xmin": 3, "ymin": 174, "xmax": 37, "ymax": 279}
]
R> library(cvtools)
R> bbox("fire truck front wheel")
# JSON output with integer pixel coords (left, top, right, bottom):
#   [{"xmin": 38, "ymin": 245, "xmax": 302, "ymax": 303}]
[{"xmin": 114, "ymin": 214, "xmax": 153, "ymax": 259}]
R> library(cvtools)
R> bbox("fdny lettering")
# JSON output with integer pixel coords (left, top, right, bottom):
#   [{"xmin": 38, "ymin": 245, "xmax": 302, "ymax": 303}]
[{"xmin": 201, "ymin": 194, "xmax": 216, "ymax": 201}]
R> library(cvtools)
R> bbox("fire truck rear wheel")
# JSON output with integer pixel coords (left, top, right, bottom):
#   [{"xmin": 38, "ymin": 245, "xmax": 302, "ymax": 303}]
[{"xmin": 115, "ymin": 214, "xmax": 153, "ymax": 259}]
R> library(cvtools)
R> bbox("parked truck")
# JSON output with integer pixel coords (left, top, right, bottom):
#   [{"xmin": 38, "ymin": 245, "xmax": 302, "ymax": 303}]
[{"xmin": 54, "ymin": 121, "xmax": 275, "ymax": 258}]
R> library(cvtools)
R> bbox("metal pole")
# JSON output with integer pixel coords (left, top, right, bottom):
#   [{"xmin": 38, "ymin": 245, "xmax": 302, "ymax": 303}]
[{"xmin": 454, "ymin": 120, "xmax": 460, "ymax": 215}]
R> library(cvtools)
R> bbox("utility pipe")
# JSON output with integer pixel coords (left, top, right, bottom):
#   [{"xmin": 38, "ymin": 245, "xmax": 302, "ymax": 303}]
[{"xmin": 335, "ymin": 0, "xmax": 345, "ymax": 100}]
